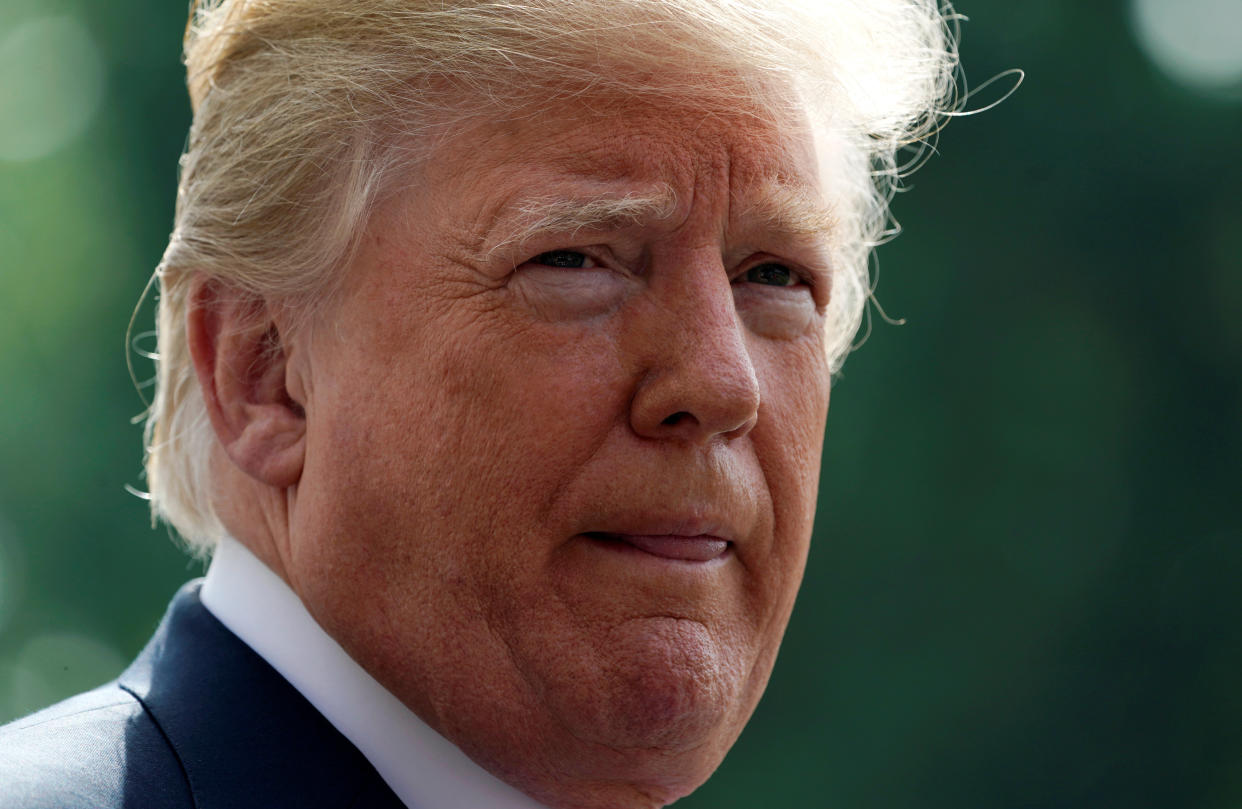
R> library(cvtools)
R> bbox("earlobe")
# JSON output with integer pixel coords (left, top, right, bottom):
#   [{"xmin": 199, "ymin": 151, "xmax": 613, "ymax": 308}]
[{"xmin": 187, "ymin": 277, "xmax": 306, "ymax": 489}]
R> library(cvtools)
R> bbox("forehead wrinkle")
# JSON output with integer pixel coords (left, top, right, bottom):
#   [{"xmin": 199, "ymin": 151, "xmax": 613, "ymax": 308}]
[{"xmin": 482, "ymin": 185, "xmax": 679, "ymax": 261}]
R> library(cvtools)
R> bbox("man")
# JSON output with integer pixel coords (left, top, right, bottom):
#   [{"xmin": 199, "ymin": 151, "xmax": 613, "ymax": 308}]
[{"xmin": 0, "ymin": 1, "xmax": 957, "ymax": 806}]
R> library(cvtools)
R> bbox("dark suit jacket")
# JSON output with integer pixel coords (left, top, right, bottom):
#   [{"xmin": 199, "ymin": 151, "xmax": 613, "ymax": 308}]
[{"xmin": 0, "ymin": 581, "xmax": 407, "ymax": 808}]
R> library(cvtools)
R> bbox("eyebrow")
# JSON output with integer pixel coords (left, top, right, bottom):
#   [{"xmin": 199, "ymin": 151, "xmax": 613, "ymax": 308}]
[
  {"xmin": 739, "ymin": 181, "xmax": 837, "ymax": 243},
  {"xmin": 482, "ymin": 180, "xmax": 836, "ymax": 261},
  {"xmin": 485, "ymin": 186, "xmax": 679, "ymax": 259}
]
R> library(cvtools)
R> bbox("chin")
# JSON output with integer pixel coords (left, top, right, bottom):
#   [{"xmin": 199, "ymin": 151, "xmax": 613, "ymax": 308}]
[
  {"xmin": 543, "ymin": 617, "xmax": 750, "ymax": 781},
  {"xmin": 596, "ymin": 663, "xmax": 730, "ymax": 750}
]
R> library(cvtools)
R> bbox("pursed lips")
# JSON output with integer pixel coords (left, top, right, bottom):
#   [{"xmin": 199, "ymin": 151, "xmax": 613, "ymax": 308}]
[
  {"xmin": 586, "ymin": 532, "xmax": 731, "ymax": 562},
  {"xmin": 581, "ymin": 514, "xmax": 740, "ymax": 562}
]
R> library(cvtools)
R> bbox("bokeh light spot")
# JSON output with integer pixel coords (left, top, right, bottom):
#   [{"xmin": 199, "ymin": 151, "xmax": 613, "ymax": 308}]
[
  {"xmin": 1129, "ymin": 0, "xmax": 1242, "ymax": 93},
  {"xmin": 0, "ymin": 15, "xmax": 106, "ymax": 162}
]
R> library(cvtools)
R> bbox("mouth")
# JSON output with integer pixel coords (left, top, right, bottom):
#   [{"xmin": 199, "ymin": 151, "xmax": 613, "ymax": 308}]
[{"xmin": 583, "ymin": 532, "xmax": 732, "ymax": 563}]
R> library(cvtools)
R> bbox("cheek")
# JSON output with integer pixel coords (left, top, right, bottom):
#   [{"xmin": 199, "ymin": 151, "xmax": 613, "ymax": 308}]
[
  {"xmin": 429, "ymin": 319, "xmax": 630, "ymax": 512},
  {"xmin": 291, "ymin": 310, "xmax": 637, "ymax": 681},
  {"xmin": 313, "ymin": 307, "xmax": 632, "ymax": 565},
  {"xmin": 749, "ymin": 332, "xmax": 831, "ymax": 584},
  {"xmin": 753, "ymin": 331, "xmax": 831, "ymax": 481}
]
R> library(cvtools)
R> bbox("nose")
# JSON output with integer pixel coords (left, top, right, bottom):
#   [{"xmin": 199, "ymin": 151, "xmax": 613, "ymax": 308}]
[{"xmin": 628, "ymin": 260, "xmax": 761, "ymax": 445}]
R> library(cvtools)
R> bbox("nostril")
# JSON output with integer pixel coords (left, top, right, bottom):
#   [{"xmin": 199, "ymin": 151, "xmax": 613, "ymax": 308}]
[{"xmin": 661, "ymin": 411, "xmax": 693, "ymax": 427}]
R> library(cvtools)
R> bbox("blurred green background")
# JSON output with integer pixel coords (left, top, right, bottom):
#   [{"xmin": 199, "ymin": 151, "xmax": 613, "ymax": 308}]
[{"xmin": 1, "ymin": 1, "xmax": 1239, "ymax": 806}]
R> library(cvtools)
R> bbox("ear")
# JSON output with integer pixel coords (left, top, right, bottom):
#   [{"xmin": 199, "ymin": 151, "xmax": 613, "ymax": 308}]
[{"xmin": 187, "ymin": 277, "xmax": 306, "ymax": 489}]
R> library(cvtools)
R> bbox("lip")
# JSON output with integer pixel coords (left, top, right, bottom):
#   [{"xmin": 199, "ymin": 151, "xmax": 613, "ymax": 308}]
[
  {"xmin": 585, "ymin": 532, "xmax": 731, "ymax": 562},
  {"xmin": 579, "ymin": 512, "xmax": 740, "ymax": 563}
]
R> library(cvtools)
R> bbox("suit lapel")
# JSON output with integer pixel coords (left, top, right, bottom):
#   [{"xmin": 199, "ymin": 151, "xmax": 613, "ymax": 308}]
[{"xmin": 119, "ymin": 582, "xmax": 408, "ymax": 809}]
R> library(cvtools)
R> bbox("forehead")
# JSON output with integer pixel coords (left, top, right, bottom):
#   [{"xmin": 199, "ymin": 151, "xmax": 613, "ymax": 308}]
[{"xmin": 422, "ymin": 93, "xmax": 826, "ymax": 229}]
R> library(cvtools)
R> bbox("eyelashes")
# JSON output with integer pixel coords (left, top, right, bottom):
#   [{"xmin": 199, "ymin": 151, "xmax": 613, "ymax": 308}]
[
  {"xmin": 741, "ymin": 262, "xmax": 802, "ymax": 288},
  {"xmin": 528, "ymin": 250, "xmax": 598, "ymax": 269}
]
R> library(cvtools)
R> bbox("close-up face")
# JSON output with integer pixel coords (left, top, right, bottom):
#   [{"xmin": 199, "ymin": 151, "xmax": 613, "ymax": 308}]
[{"xmin": 281, "ymin": 93, "xmax": 834, "ymax": 807}]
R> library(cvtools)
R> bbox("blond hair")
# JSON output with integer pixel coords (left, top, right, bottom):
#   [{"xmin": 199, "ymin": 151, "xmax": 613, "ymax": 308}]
[{"xmin": 146, "ymin": 0, "xmax": 960, "ymax": 552}]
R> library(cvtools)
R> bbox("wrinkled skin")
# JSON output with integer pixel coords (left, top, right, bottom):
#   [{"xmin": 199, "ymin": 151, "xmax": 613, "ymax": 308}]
[{"xmin": 201, "ymin": 93, "xmax": 834, "ymax": 809}]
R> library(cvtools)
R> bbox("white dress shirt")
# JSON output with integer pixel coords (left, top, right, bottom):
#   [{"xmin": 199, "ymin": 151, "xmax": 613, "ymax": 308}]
[{"xmin": 200, "ymin": 536, "xmax": 550, "ymax": 809}]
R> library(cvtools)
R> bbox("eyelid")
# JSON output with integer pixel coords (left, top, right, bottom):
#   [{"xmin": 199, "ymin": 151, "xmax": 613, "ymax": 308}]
[
  {"xmin": 527, "ymin": 249, "xmax": 598, "ymax": 269},
  {"xmin": 733, "ymin": 254, "xmax": 833, "ymax": 312},
  {"xmin": 518, "ymin": 240, "xmax": 640, "ymax": 276},
  {"xmin": 733, "ymin": 256, "xmax": 814, "ymax": 286}
]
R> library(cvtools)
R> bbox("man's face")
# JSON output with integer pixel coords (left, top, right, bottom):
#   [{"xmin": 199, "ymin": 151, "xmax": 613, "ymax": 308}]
[{"xmin": 283, "ymin": 94, "xmax": 833, "ymax": 807}]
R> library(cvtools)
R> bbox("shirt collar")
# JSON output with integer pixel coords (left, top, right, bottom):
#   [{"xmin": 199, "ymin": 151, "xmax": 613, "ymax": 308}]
[{"xmin": 201, "ymin": 536, "xmax": 550, "ymax": 809}]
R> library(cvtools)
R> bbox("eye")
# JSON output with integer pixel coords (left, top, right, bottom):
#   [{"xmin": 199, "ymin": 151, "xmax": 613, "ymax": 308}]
[
  {"xmin": 530, "ymin": 250, "xmax": 596, "ymax": 269},
  {"xmin": 743, "ymin": 262, "xmax": 800, "ymax": 287}
]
